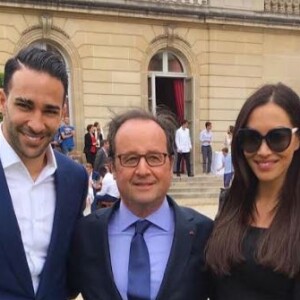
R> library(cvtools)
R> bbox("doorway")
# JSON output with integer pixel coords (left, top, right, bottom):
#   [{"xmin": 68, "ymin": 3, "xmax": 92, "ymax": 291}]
[{"xmin": 147, "ymin": 50, "xmax": 194, "ymax": 173}]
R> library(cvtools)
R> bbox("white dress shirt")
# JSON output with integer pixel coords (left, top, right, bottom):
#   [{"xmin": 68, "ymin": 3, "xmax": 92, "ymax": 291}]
[
  {"xmin": 175, "ymin": 126, "xmax": 192, "ymax": 153},
  {"xmin": 96, "ymin": 172, "xmax": 119, "ymax": 198},
  {"xmin": 200, "ymin": 129, "xmax": 213, "ymax": 146},
  {"xmin": 0, "ymin": 126, "xmax": 57, "ymax": 293}
]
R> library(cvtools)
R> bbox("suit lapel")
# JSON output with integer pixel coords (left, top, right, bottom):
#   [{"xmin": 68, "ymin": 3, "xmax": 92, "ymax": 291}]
[
  {"xmin": 94, "ymin": 202, "xmax": 123, "ymax": 299},
  {"xmin": 156, "ymin": 197, "xmax": 196, "ymax": 300},
  {"xmin": 0, "ymin": 161, "xmax": 34, "ymax": 296},
  {"xmin": 36, "ymin": 155, "xmax": 86, "ymax": 298}
]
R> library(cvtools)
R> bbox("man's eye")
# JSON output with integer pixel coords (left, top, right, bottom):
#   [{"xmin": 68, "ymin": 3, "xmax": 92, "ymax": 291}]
[
  {"xmin": 16, "ymin": 102, "xmax": 30, "ymax": 109},
  {"xmin": 124, "ymin": 156, "xmax": 138, "ymax": 163},
  {"xmin": 45, "ymin": 110, "xmax": 59, "ymax": 115},
  {"xmin": 147, "ymin": 155, "xmax": 161, "ymax": 163}
]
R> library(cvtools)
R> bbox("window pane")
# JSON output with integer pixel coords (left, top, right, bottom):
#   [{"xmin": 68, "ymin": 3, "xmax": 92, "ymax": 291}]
[
  {"xmin": 148, "ymin": 53, "xmax": 163, "ymax": 71},
  {"xmin": 168, "ymin": 53, "xmax": 183, "ymax": 72}
]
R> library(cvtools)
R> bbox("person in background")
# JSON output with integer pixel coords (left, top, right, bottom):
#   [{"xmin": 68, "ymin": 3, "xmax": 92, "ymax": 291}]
[
  {"xmin": 84, "ymin": 163, "xmax": 101, "ymax": 214},
  {"xmin": 200, "ymin": 121, "xmax": 213, "ymax": 174},
  {"xmin": 175, "ymin": 119, "xmax": 193, "ymax": 177},
  {"xmin": 94, "ymin": 139, "xmax": 109, "ymax": 174},
  {"xmin": 59, "ymin": 116, "xmax": 75, "ymax": 155},
  {"xmin": 217, "ymin": 147, "xmax": 234, "ymax": 188},
  {"xmin": 224, "ymin": 125, "xmax": 234, "ymax": 150},
  {"xmin": 92, "ymin": 159, "xmax": 120, "ymax": 211},
  {"xmin": 0, "ymin": 46, "xmax": 88, "ymax": 300},
  {"xmin": 51, "ymin": 128, "xmax": 62, "ymax": 152},
  {"xmin": 68, "ymin": 109, "xmax": 213, "ymax": 300},
  {"xmin": 206, "ymin": 83, "xmax": 300, "ymax": 299},
  {"xmin": 94, "ymin": 121, "xmax": 104, "ymax": 150},
  {"xmin": 83, "ymin": 124, "xmax": 97, "ymax": 166}
]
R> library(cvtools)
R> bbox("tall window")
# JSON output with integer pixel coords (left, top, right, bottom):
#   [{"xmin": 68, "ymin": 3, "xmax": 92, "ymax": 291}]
[
  {"xmin": 148, "ymin": 50, "xmax": 187, "ymax": 123},
  {"xmin": 148, "ymin": 51, "xmax": 184, "ymax": 74}
]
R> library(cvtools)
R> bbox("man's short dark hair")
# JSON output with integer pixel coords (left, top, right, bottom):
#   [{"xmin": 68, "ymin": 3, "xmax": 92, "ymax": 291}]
[
  {"xmin": 205, "ymin": 121, "xmax": 211, "ymax": 128},
  {"xmin": 107, "ymin": 108, "xmax": 177, "ymax": 159},
  {"xmin": 3, "ymin": 46, "xmax": 68, "ymax": 103}
]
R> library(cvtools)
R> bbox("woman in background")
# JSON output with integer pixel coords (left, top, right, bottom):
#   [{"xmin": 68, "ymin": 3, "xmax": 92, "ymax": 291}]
[
  {"xmin": 206, "ymin": 83, "xmax": 300, "ymax": 299},
  {"xmin": 224, "ymin": 125, "xmax": 234, "ymax": 149},
  {"xmin": 84, "ymin": 124, "xmax": 97, "ymax": 166}
]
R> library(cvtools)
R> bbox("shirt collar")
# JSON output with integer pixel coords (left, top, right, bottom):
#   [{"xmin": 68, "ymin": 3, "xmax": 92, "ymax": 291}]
[
  {"xmin": 118, "ymin": 197, "xmax": 172, "ymax": 232},
  {"xmin": 0, "ymin": 123, "xmax": 57, "ymax": 172}
]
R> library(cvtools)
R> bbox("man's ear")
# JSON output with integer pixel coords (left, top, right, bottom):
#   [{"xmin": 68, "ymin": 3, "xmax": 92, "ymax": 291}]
[
  {"xmin": 111, "ymin": 162, "xmax": 117, "ymax": 179},
  {"xmin": 61, "ymin": 103, "xmax": 67, "ymax": 120},
  {"xmin": 169, "ymin": 154, "xmax": 175, "ymax": 172},
  {"xmin": 0, "ymin": 89, "xmax": 7, "ymax": 116}
]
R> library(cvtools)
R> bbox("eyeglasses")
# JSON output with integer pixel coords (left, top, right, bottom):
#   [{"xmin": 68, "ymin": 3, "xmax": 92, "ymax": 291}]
[
  {"xmin": 117, "ymin": 152, "xmax": 168, "ymax": 167},
  {"xmin": 237, "ymin": 127, "xmax": 298, "ymax": 153}
]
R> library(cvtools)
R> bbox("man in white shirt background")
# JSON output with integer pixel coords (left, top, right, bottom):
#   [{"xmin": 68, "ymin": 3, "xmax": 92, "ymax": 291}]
[
  {"xmin": 92, "ymin": 159, "xmax": 120, "ymax": 211},
  {"xmin": 199, "ymin": 121, "xmax": 213, "ymax": 174},
  {"xmin": 175, "ymin": 119, "xmax": 193, "ymax": 177}
]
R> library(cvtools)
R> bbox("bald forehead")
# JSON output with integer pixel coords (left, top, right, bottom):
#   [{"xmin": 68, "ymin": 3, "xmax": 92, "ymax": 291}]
[{"xmin": 115, "ymin": 118, "xmax": 167, "ymax": 151}]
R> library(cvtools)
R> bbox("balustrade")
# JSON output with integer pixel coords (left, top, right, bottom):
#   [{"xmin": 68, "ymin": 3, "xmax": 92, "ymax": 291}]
[
  {"xmin": 139, "ymin": 0, "xmax": 208, "ymax": 5},
  {"xmin": 265, "ymin": 0, "xmax": 300, "ymax": 14}
]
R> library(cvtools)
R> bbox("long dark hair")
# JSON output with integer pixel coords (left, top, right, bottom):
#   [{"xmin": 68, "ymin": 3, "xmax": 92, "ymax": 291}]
[{"xmin": 206, "ymin": 83, "xmax": 300, "ymax": 277}]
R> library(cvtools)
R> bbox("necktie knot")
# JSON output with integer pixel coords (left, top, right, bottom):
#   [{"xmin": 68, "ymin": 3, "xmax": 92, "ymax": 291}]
[{"xmin": 135, "ymin": 220, "xmax": 151, "ymax": 235}]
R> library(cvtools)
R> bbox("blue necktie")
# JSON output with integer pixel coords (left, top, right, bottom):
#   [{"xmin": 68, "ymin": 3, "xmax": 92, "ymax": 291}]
[{"xmin": 127, "ymin": 220, "xmax": 151, "ymax": 300}]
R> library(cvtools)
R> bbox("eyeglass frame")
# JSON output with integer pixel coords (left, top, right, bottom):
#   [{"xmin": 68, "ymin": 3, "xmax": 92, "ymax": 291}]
[
  {"xmin": 237, "ymin": 127, "xmax": 298, "ymax": 153},
  {"xmin": 116, "ymin": 152, "xmax": 170, "ymax": 168}
]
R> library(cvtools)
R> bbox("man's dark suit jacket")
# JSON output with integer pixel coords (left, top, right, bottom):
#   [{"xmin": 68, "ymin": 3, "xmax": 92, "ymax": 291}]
[
  {"xmin": 93, "ymin": 147, "xmax": 108, "ymax": 174},
  {"xmin": 0, "ymin": 151, "xmax": 88, "ymax": 300},
  {"xmin": 68, "ymin": 196, "xmax": 213, "ymax": 300}
]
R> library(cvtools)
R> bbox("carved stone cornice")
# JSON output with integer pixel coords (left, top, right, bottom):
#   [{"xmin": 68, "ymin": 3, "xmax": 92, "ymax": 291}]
[
  {"xmin": 265, "ymin": 0, "xmax": 300, "ymax": 15},
  {"xmin": 21, "ymin": 15, "xmax": 70, "ymax": 39}
]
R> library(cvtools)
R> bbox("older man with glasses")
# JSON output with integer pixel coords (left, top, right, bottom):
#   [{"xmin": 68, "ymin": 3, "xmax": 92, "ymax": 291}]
[{"xmin": 68, "ymin": 109, "xmax": 213, "ymax": 300}]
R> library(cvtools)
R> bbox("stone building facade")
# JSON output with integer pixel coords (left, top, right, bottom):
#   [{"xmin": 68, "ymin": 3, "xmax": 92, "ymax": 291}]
[{"xmin": 0, "ymin": 0, "xmax": 300, "ymax": 173}]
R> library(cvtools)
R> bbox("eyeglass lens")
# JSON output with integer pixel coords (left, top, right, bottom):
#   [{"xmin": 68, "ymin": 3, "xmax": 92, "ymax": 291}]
[
  {"xmin": 118, "ymin": 153, "xmax": 167, "ymax": 167},
  {"xmin": 238, "ymin": 128, "xmax": 293, "ymax": 153}
]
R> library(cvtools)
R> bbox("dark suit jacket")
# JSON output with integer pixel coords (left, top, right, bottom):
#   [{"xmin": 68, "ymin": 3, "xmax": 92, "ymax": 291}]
[
  {"xmin": 0, "ymin": 151, "xmax": 88, "ymax": 300},
  {"xmin": 83, "ymin": 133, "xmax": 93, "ymax": 154},
  {"xmin": 68, "ymin": 196, "xmax": 213, "ymax": 300},
  {"xmin": 93, "ymin": 147, "xmax": 108, "ymax": 174}
]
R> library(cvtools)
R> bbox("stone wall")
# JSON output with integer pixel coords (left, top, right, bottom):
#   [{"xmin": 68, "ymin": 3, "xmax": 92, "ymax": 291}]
[{"xmin": 1, "ymin": 1, "xmax": 300, "ymax": 172}]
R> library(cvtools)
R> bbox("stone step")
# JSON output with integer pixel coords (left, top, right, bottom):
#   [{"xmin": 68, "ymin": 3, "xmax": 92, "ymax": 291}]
[
  {"xmin": 172, "ymin": 175, "xmax": 222, "ymax": 183},
  {"xmin": 175, "ymin": 197, "xmax": 219, "ymax": 206},
  {"xmin": 170, "ymin": 186, "xmax": 221, "ymax": 192},
  {"xmin": 171, "ymin": 180, "xmax": 222, "ymax": 187},
  {"xmin": 168, "ymin": 174, "xmax": 222, "ymax": 213},
  {"xmin": 188, "ymin": 204, "xmax": 218, "ymax": 220},
  {"xmin": 170, "ymin": 192, "xmax": 220, "ymax": 200}
]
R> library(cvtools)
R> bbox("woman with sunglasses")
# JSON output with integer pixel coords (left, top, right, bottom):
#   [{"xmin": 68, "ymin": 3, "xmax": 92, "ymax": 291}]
[{"xmin": 206, "ymin": 83, "xmax": 300, "ymax": 299}]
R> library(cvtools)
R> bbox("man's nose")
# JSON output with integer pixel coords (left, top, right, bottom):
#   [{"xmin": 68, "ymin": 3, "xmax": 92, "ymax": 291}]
[{"xmin": 27, "ymin": 111, "xmax": 46, "ymax": 133}]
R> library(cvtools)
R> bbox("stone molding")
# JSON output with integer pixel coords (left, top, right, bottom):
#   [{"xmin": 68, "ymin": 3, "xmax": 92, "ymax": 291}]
[{"xmin": 265, "ymin": 0, "xmax": 300, "ymax": 15}]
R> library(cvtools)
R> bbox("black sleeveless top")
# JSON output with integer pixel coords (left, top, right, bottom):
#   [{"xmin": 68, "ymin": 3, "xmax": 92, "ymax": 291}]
[{"xmin": 212, "ymin": 227, "xmax": 300, "ymax": 300}]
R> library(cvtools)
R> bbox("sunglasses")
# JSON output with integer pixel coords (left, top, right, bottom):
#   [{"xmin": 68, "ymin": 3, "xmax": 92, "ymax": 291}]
[{"xmin": 237, "ymin": 127, "xmax": 298, "ymax": 153}]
